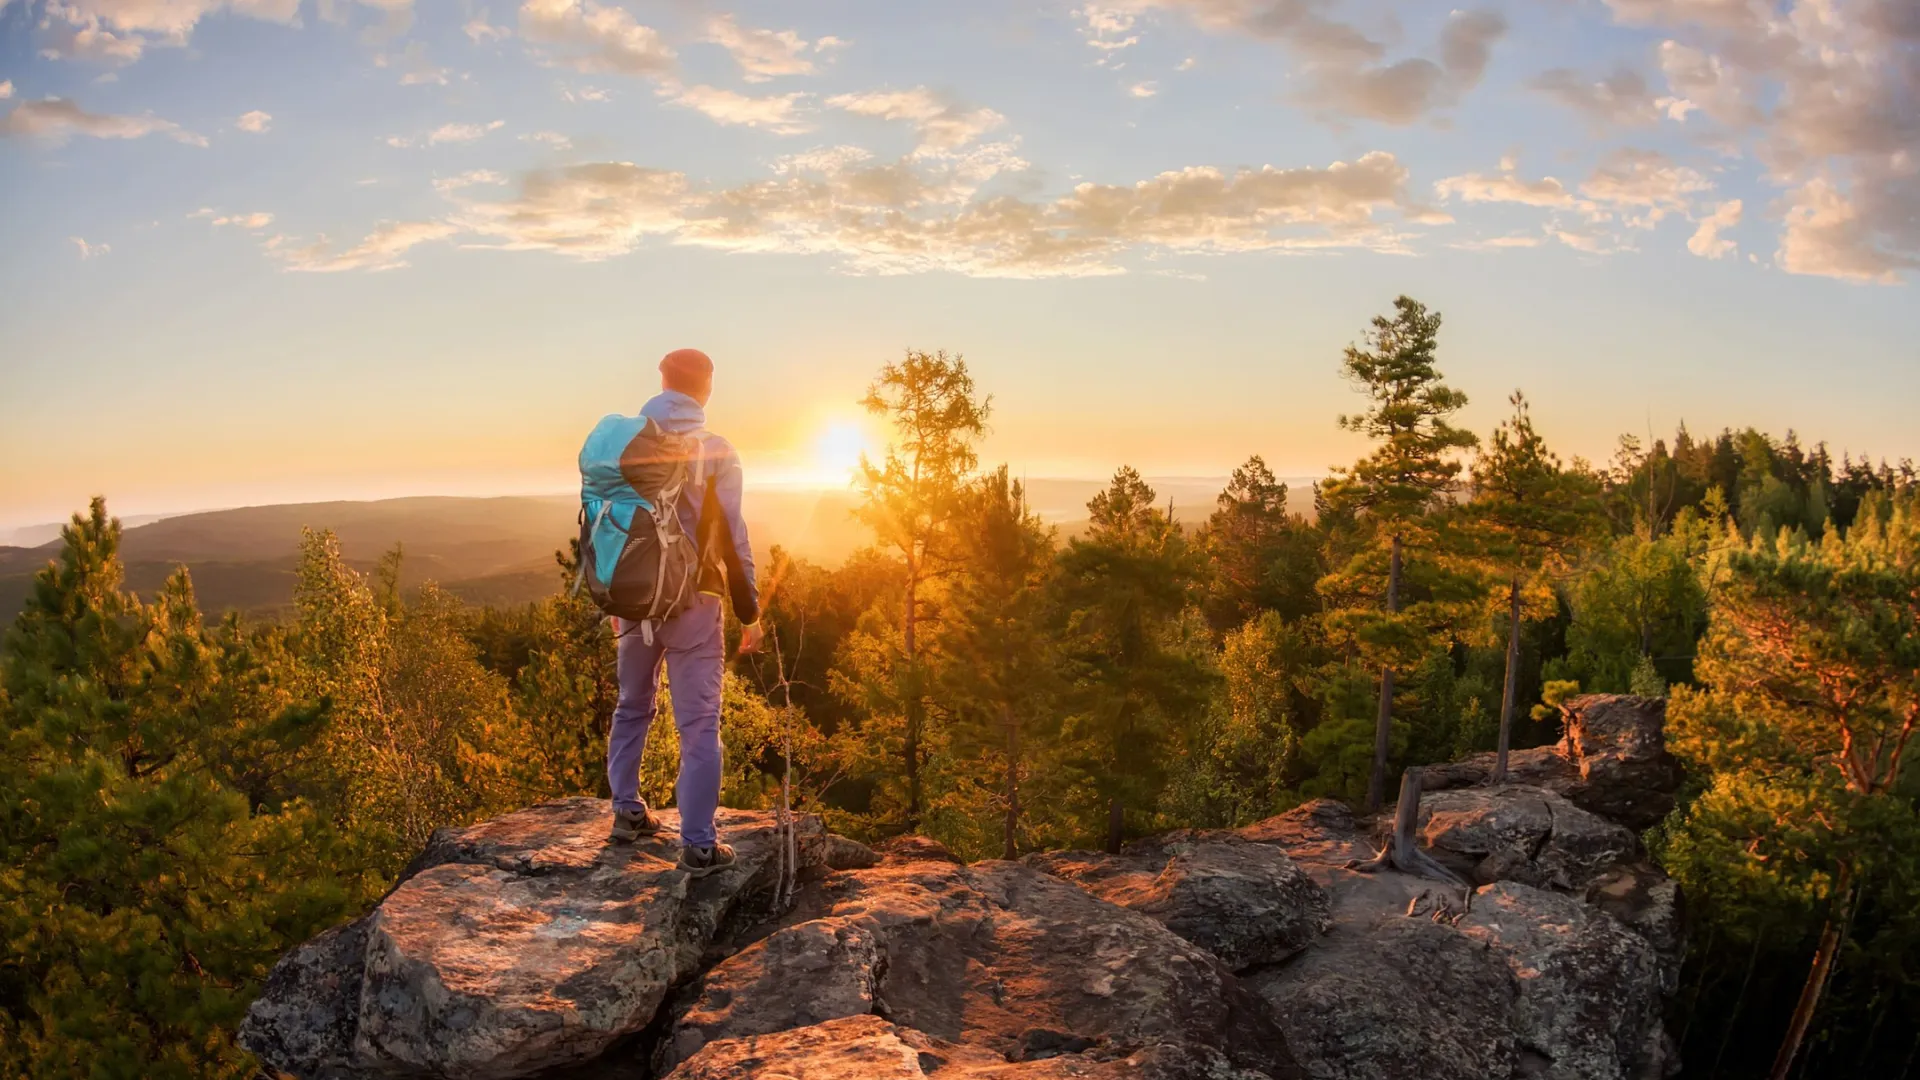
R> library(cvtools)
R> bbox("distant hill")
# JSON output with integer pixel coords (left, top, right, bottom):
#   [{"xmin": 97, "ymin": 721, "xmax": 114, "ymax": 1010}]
[{"xmin": 0, "ymin": 477, "xmax": 1317, "ymax": 621}]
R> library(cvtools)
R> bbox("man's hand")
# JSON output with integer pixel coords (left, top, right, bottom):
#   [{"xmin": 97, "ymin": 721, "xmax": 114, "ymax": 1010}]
[{"xmin": 737, "ymin": 622, "xmax": 766, "ymax": 656}]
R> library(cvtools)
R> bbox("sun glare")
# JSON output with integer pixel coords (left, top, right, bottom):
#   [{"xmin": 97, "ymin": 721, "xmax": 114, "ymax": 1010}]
[{"xmin": 813, "ymin": 420, "xmax": 871, "ymax": 486}]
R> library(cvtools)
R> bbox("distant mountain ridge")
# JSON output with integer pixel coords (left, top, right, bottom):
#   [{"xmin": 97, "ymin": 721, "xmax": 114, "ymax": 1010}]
[{"xmin": 0, "ymin": 477, "xmax": 1317, "ymax": 620}]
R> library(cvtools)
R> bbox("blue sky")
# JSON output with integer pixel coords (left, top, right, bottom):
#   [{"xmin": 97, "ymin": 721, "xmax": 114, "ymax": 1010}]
[{"xmin": 1, "ymin": 0, "xmax": 1916, "ymax": 528}]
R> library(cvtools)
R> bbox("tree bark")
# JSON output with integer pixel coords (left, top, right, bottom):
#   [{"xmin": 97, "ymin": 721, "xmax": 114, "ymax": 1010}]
[
  {"xmin": 1366, "ymin": 534, "xmax": 1404, "ymax": 813},
  {"xmin": 1769, "ymin": 862, "xmax": 1854, "ymax": 1080},
  {"xmin": 903, "ymin": 560, "xmax": 921, "ymax": 830},
  {"xmin": 1348, "ymin": 767, "xmax": 1467, "ymax": 890},
  {"xmin": 1493, "ymin": 575, "xmax": 1523, "ymax": 784},
  {"xmin": 1106, "ymin": 798, "xmax": 1124, "ymax": 855},
  {"xmin": 1003, "ymin": 704, "xmax": 1019, "ymax": 861}
]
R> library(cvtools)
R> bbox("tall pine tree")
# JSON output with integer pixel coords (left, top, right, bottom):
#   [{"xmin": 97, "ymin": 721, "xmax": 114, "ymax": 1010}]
[
  {"xmin": 933, "ymin": 467, "xmax": 1061, "ymax": 858},
  {"xmin": 1318, "ymin": 296, "xmax": 1478, "ymax": 811},
  {"xmin": 844, "ymin": 349, "xmax": 989, "ymax": 830},
  {"xmin": 1467, "ymin": 392, "xmax": 1601, "ymax": 781}
]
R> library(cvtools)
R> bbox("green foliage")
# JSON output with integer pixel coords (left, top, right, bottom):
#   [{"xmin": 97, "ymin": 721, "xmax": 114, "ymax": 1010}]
[
  {"xmin": 844, "ymin": 348, "xmax": 991, "ymax": 830},
  {"xmin": 1050, "ymin": 467, "xmax": 1217, "ymax": 844},
  {"xmin": 1199, "ymin": 456, "xmax": 1322, "ymax": 628},
  {"xmin": 925, "ymin": 468, "xmax": 1062, "ymax": 859},
  {"xmin": 0, "ymin": 501, "xmax": 377, "ymax": 1080},
  {"xmin": 1660, "ymin": 491, "xmax": 1920, "ymax": 1076}
]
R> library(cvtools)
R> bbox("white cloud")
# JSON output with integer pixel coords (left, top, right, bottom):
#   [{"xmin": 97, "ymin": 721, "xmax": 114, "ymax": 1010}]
[
  {"xmin": 429, "ymin": 120, "xmax": 505, "ymax": 144},
  {"xmin": 1777, "ymin": 177, "xmax": 1917, "ymax": 283},
  {"xmin": 1586, "ymin": 0, "xmax": 1919, "ymax": 280},
  {"xmin": 1077, "ymin": 4, "xmax": 1140, "ymax": 55},
  {"xmin": 432, "ymin": 169, "xmax": 508, "ymax": 193},
  {"xmin": 70, "ymin": 236, "xmax": 108, "ymax": 258},
  {"xmin": 1578, "ymin": 147, "xmax": 1712, "ymax": 221},
  {"xmin": 521, "ymin": 130, "xmax": 573, "ymax": 149},
  {"xmin": 1436, "ymin": 167, "xmax": 1575, "ymax": 207},
  {"xmin": 562, "ymin": 85, "xmax": 612, "ymax": 103},
  {"xmin": 439, "ymin": 148, "xmax": 1433, "ymax": 276},
  {"xmin": 0, "ymin": 96, "xmax": 206, "ymax": 145},
  {"xmin": 1127, "ymin": 1, "xmax": 1507, "ymax": 124},
  {"xmin": 518, "ymin": 0, "xmax": 674, "ymax": 76},
  {"xmin": 384, "ymin": 120, "xmax": 506, "ymax": 148},
  {"xmin": 1530, "ymin": 66, "xmax": 1662, "ymax": 128},
  {"xmin": 37, "ymin": 0, "xmax": 301, "ymax": 65},
  {"xmin": 663, "ymin": 85, "xmax": 811, "ymax": 135},
  {"xmin": 270, "ymin": 220, "xmax": 457, "ymax": 272},
  {"xmin": 826, "ymin": 87, "xmax": 1006, "ymax": 152},
  {"xmin": 207, "ymin": 211, "xmax": 275, "ymax": 228},
  {"xmin": 0, "ymin": 81, "xmax": 13, "ymax": 99},
  {"xmin": 1130, "ymin": 81, "xmax": 1159, "ymax": 98},
  {"xmin": 1687, "ymin": 198, "xmax": 1741, "ymax": 258},
  {"xmin": 703, "ymin": 13, "xmax": 813, "ymax": 81},
  {"xmin": 236, "ymin": 109, "xmax": 271, "ymax": 133},
  {"xmin": 465, "ymin": 13, "xmax": 510, "ymax": 43}
]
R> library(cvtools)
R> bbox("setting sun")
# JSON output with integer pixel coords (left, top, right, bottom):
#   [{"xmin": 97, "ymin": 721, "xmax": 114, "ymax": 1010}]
[{"xmin": 811, "ymin": 420, "xmax": 873, "ymax": 487}]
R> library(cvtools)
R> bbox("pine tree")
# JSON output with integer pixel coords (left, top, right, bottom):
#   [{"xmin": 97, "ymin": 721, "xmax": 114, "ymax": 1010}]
[
  {"xmin": 932, "ymin": 467, "xmax": 1061, "ymax": 858},
  {"xmin": 1318, "ymin": 296, "xmax": 1479, "ymax": 811},
  {"xmin": 1200, "ymin": 456, "xmax": 1322, "ymax": 628},
  {"xmin": 846, "ymin": 349, "xmax": 990, "ymax": 830},
  {"xmin": 1467, "ymin": 392, "xmax": 1601, "ymax": 781},
  {"xmin": 1665, "ymin": 492, "xmax": 1920, "ymax": 1080},
  {"xmin": 1051, "ymin": 467, "xmax": 1214, "ymax": 844},
  {"xmin": 0, "ymin": 500, "xmax": 372, "ymax": 1079}
]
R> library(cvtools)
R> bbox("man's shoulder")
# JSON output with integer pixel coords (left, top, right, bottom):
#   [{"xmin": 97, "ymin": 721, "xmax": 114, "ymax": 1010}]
[{"xmin": 696, "ymin": 431, "xmax": 740, "ymax": 458}]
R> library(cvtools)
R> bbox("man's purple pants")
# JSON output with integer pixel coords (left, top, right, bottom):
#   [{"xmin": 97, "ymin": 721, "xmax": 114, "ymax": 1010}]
[{"xmin": 608, "ymin": 595, "xmax": 725, "ymax": 848}]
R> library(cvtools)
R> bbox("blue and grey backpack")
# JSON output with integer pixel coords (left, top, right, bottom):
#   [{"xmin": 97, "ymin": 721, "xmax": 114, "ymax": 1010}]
[{"xmin": 574, "ymin": 414, "xmax": 706, "ymax": 641}]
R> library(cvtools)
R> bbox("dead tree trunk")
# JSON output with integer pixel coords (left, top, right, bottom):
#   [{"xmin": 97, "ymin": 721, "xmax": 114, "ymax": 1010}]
[
  {"xmin": 1348, "ymin": 767, "xmax": 1467, "ymax": 890},
  {"xmin": 1365, "ymin": 534, "xmax": 1404, "ymax": 813},
  {"xmin": 1106, "ymin": 799, "xmax": 1124, "ymax": 854},
  {"xmin": 1002, "ymin": 704, "xmax": 1019, "ymax": 861},
  {"xmin": 1769, "ymin": 862, "xmax": 1855, "ymax": 1080},
  {"xmin": 1493, "ymin": 574, "xmax": 1523, "ymax": 784}
]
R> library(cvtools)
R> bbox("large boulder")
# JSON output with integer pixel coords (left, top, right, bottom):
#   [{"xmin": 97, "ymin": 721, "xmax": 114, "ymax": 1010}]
[
  {"xmin": 1459, "ymin": 883, "xmax": 1670, "ymax": 1080},
  {"xmin": 1416, "ymin": 786, "xmax": 1639, "ymax": 890},
  {"xmin": 1423, "ymin": 695, "xmax": 1681, "ymax": 831},
  {"xmin": 240, "ymin": 800, "xmax": 831, "ymax": 1080},
  {"xmin": 1237, "ymin": 797, "xmax": 1672, "ymax": 1080},
  {"xmin": 667, "ymin": 1014, "xmax": 1271, "ymax": 1079},
  {"xmin": 1024, "ymin": 834, "xmax": 1332, "ymax": 971},
  {"xmin": 653, "ymin": 843, "xmax": 1304, "ymax": 1078}
]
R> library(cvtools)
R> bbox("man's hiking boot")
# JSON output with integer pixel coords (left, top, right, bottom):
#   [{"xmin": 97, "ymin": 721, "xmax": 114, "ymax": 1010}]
[
  {"xmin": 610, "ymin": 806, "xmax": 663, "ymax": 843},
  {"xmin": 678, "ymin": 842, "xmax": 737, "ymax": 878}
]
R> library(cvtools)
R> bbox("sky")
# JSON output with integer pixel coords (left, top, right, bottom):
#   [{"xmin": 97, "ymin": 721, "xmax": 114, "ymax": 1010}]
[{"xmin": 1, "ymin": 0, "xmax": 1917, "ymax": 530}]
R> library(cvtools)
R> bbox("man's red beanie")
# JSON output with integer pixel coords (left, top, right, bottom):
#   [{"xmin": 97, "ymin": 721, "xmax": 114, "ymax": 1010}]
[{"xmin": 660, "ymin": 348, "xmax": 714, "ymax": 398}]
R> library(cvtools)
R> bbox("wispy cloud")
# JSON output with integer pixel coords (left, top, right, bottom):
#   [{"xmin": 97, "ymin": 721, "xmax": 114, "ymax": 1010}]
[
  {"xmin": 0, "ymin": 97, "xmax": 206, "ymax": 145},
  {"xmin": 518, "ymin": 0, "xmax": 674, "ymax": 76},
  {"xmin": 702, "ymin": 14, "xmax": 817, "ymax": 81},
  {"xmin": 70, "ymin": 236, "xmax": 109, "ymax": 258},
  {"xmin": 826, "ymin": 87, "xmax": 1006, "ymax": 152},
  {"xmin": 269, "ymin": 220, "xmax": 457, "ymax": 272},
  {"xmin": 663, "ymin": 85, "xmax": 812, "ymax": 135},
  {"xmin": 236, "ymin": 109, "xmax": 271, "ymax": 133}
]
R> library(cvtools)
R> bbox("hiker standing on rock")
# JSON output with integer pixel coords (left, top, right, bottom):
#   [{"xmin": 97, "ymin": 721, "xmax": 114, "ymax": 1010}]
[{"xmin": 574, "ymin": 347, "xmax": 763, "ymax": 876}]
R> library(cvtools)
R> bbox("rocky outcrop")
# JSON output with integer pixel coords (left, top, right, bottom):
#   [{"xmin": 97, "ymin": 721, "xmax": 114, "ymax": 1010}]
[
  {"xmin": 240, "ymin": 800, "xmax": 832, "ymax": 1080},
  {"xmin": 654, "ymin": 842, "xmax": 1303, "ymax": 1077},
  {"xmin": 246, "ymin": 697, "xmax": 1687, "ymax": 1080},
  {"xmin": 669, "ymin": 1014, "xmax": 1269, "ymax": 1079},
  {"xmin": 1416, "ymin": 786, "xmax": 1639, "ymax": 890},
  {"xmin": 1423, "ymin": 694, "xmax": 1681, "ymax": 830},
  {"xmin": 1235, "ymin": 751, "xmax": 1684, "ymax": 1080},
  {"xmin": 1024, "ymin": 834, "xmax": 1332, "ymax": 971}
]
